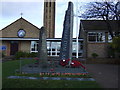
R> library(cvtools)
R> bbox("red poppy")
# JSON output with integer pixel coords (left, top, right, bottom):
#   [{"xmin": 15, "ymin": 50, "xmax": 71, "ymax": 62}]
[
  {"xmin": 59, "ymin": 59, "xmax": 70, "ymax": 66},
  {"xmin": 70, "ymin": 60, "xmax": 86, "ymax": 69}
]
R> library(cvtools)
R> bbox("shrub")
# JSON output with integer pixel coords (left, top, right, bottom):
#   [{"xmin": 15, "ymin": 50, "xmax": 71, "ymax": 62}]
[
  {"xmin": 91, "ymin": 53, "xmax": 98, "ymax": 58},
  {"xmin": 110, "ymin": 36, "xmax": 120, "ymax": 53},
  {"xmin": 109, "ymin": 36, "xmax": 120, "ymax": 58},
  {"xmin": 14, "ymin": 51, "xmax": 27, "ymax": 59},
  {"xmin": 107, "ymin": 45, "xmax": 115, "ymax": 58},
  {"xmin": 15, "ymin": 51, "xmax": 38, "ymax": 59},
  {"xmin": 28, "ymin": 52, "xmax": 38, "ymax": 57}
]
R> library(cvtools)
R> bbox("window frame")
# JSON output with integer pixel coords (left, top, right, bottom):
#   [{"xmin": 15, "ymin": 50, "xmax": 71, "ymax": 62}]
[{"xmin": 87, "ymin": 32, "xmax": 105, "ymax": 43}]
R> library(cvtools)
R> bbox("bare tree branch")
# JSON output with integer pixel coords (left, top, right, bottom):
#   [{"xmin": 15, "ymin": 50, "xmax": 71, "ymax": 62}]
[{"xmin": 79, "ymin": 2, "xmax": 120, "ymax": 38}]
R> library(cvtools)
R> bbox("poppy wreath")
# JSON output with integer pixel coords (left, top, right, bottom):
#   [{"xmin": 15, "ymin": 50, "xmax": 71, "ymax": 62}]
[
  {"xmin": 60, "ymin": 59, "xmax": 70, "ymax": 66},
  {"xmin": 60, "ymin": 59, "xmax": 86, "ymax": 69},
  {"xmin": 70, "ymin": 60, "xmax": 86, "ymax": 69}
]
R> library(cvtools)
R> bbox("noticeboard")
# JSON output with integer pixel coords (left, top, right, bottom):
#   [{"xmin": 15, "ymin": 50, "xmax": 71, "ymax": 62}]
[{"xmin": 0, "ymin": 46, "xmax": 7, "ymax": 50}]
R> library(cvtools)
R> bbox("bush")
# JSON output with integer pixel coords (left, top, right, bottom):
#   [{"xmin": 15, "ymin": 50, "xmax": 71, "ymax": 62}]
[
  {"xmin": 110, "ymin": 36, "xmax": 120, "ymax": 53},
  {"xmin": 109, "ymin": 36, "xmax": 120, "ymax": 58},
  {"xmin": 15, "ymin": 51, "xmax": 26, "ymax": 59},
  {"xmin": 91, "ymin": 53, "xmax": 98, "ymax": 58},
  {"xmin": 15, "ymin": 51, "xmax": 38, "ymax": 59},
  {"xmin": 107, "ymin": 45, "xmax": 115, "ymax": 58},
  {"xmin": 27, "ymin": 52, "xmax": 38, "ymax": 57}
]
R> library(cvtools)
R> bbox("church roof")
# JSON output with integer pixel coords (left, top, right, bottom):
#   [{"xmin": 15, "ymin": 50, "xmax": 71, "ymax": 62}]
[
  {"xmin": 0, "ymin": 18, "xmax": 40, "ymax": 38},
  {"xmin": 80, "ymin": 20, "xmax": 120, "ymax": 31},
  {"xmin": 1, "ymin": 17, "xmax": 40, "ymax": 31}
]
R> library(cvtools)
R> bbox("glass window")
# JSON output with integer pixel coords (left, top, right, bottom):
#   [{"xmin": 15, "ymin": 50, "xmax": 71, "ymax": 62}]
[
  {"xmin": 31, "ymin": 40, "xmax": 83, "ymax": 57},
  {"xmin": 49, "ymin": 2, "xmax": 51, "ymax": 7},
  {"xmin": 52, "ymin": 52, "xmax": 55, "ymax": 55},
  {"xmin": 108, "ymin": 33, "xmax": 113, "ymax": 42},
  {"xmin": 72, "ymin": 42, "xmax": 76, "ymax": 52},
  {"xmin": 56, "ymin": 42, "xmax": 61, "ymax": 51},
  {"xmin": 78, "ymin": 53, "xmax": 82, "ymax": 56},
  {"xmin": 51, "ymin": 42, "xmax": 56, "ymax": 50},
  {"xmin": 88, "ymin": 32, "xmax": 105, "ymax": 42},
  {"xmin": 46, "ymin": 2, "xmax": 48, "ymax": 7},
  {"xmin": 72, "ymin": 42, "xmax": 82, "ymax": 52},
  {"xmin": 72, "ymin": 53, "xmax": 76, "ymax": 56},
  {"xmin": 57, "ymin": 52, "xmax": 60, "ymax": 56},
  {"xmin": 47, "ymin": 41, "xmax": 50, "ymax": 51},
  {"xmin": 31, "ymin": 41, "xmax": 38, "ymax": 53}
]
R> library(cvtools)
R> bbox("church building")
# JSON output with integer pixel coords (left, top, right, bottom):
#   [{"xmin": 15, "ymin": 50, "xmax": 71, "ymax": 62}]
[
  {"xmin": 0, "ymin": 1, "xmax": 119, "ymax": 58},
  {"xmin": 0, "ymin": 17, "xmax": 83, "ymax": 57}
]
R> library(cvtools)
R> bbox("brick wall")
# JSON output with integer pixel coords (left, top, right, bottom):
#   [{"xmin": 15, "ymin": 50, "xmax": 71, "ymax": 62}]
[
  {"xmin": 19, "ymin": 41, "xmax": 31, "ymax": 53},
  {"xmin": 87, "ymin": 43, "xmax": 108, "ymax": 58}
]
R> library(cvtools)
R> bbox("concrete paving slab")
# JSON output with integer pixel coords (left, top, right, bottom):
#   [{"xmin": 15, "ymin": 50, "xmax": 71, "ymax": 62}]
[{"xmin": 85, "ymin": 64, "xmax": 119, "ymax": 88}]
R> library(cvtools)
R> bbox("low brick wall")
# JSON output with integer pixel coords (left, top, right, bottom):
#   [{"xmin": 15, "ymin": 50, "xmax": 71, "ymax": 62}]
[{"xmin": 86, "ymin": 58, "xmax": 120, "ymax": 64}]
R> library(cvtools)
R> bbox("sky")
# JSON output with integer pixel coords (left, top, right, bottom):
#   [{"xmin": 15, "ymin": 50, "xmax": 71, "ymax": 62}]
[{"xmin": 0, "ymin": 0, "xmax": 119, "ymax": 38}]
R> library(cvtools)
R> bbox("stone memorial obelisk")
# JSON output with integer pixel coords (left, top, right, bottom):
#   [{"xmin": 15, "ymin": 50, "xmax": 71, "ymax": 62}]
[
  {"xmin": 38, "ymin": 27, "xmax": 48, "ymax": 68},
  {"xmin": 59, "ymin": 2, "xmax": 74, "ymax": 66}
]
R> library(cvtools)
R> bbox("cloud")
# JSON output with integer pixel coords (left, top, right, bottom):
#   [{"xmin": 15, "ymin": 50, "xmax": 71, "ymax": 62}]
[
  {"xmin": 1, "ymin": 2, "xmax": 43, "ymax": 29},
  {"xmin": 2, "ymin": 2, "xmax": 43, "ymax": 18},
  {"xmin": 0, "ymin": 0, "xmax": 88, "ymax": 37},
  {"xmin": 1, "ymin": 0, "xmax": 44, "ymax": 2},
  {"xmin": 1, "ymin": 1, "xmax": 80, "ymax": 38}
]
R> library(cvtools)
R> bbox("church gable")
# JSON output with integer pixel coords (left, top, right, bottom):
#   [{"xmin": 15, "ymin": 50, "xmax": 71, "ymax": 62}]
[{"xmin": 0, "ymin": 18, "xmax": 40, "ymax": 38}]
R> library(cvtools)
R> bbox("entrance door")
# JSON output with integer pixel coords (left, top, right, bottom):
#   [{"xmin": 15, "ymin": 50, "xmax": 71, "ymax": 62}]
[{"xmin": 10, "ymin": 41, "xmax": 19, "ymax": 55}]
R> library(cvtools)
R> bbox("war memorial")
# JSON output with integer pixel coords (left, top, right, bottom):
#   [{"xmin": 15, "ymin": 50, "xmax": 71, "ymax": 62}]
[
  {"xmin": 16, "ymin": 2, "xmax": 87, "ymax": 75},
  {"xmin": 1, "ymin": 1, "xmax": 119, "ymax": 89}
]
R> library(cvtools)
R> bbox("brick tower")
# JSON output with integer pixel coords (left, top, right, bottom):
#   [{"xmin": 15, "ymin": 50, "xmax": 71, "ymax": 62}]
[{"xmin": 43, "ymin": 0, "xmax": 55, "ymax": 38}]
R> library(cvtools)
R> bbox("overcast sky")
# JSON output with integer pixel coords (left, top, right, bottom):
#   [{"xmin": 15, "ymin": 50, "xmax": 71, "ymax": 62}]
[{"xmin": 0, "ymin": 0, "xmax": 117, "ymax": 38}]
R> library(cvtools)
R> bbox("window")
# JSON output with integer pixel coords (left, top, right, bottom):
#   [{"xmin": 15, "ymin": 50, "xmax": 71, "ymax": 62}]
[
  {"xmin": 88, "ymin": 33, "xmax": 96, "ymax": 41},
  {"xmin": 50, "ymin": 42, "xmax": 61, "ymax": 56},
  {"xmin": 49, "ymin": 2, "xmax": 51, "ymax": 7},
  {"xmin": 108, "ymin": 33, "xmax": 113, "ymax": 42},
  {"xmin": 72, "ymin": 53, "xmax": 76, "ymax": 56},
  {"xmin": 47, "ymin": 41, "xmax": 50, "ymax": 51},
  {"xmin": 46, "ymin": 2, "xmax": 48, "ymax": 7},
  {"xmin": 31, "ymin": 41, "xmax": 38, "ymax": 53},
  {"xmin": 31, "ymin": 40, "xmax": 83, "ymax": 57},
  {"xmin": 88, "ymin": 32, "xmax": 105, "ymax": 42},
  {"xmin": 72, "ymin": 42, "xmax": 77, "ymax": 52}
]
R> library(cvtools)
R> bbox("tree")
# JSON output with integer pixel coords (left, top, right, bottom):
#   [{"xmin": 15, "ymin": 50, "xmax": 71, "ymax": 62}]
[
  {"xmin": 79, "ymin": 1, "xmax": 120, "ymax": 38},
  {"xmin": 111, "ymin": 36, "xmax": 120, "ymax": 53},
  {"xmin": 110, "ymin": 36, "xmax": 120, "ymax": 58}
]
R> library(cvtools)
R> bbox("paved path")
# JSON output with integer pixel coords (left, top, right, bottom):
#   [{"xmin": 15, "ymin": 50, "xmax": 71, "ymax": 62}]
[
  {"xmin": 8, "ymin": 76, "xmax": 95, "ymax": 81},
  {"xmin": 85, "ymin": 64, "xmax": 119, "ymax": 88}
]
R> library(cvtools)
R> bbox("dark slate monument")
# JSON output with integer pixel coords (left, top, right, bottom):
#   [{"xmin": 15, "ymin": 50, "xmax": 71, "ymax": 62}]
[
  {"xmin": 59, "ymin": 2, "xmax": 74, "ymax": 65},
  {"xmin": 38, "ymin": 27, "xmax": 48, "ymax": 68}
]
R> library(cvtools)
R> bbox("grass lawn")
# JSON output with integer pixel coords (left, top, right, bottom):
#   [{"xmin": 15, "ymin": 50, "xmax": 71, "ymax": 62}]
[{"xmin": 2, "ymin": 60, "xmax": 101, "ymax": 88}]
